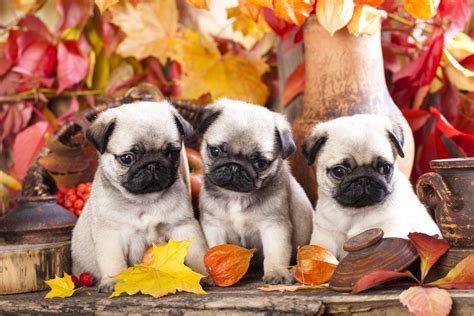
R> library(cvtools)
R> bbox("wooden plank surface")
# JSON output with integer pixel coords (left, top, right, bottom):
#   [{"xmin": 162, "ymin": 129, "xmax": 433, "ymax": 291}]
[{"xmin": 1, "ymin": 279, "xmax": 474, "ymax": 315}]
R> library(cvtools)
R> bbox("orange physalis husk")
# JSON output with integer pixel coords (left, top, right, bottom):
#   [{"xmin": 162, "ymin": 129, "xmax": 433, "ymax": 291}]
[
  {"xmin": 204, "ymin": 244, "xmax": 256, "ymax": 287},
  {"xmin": 295, "ymin": 245, "xmax": 339, "ymax": 285}
]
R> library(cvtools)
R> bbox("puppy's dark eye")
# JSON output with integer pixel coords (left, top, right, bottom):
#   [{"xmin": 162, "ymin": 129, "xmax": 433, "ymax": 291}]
[
  {"xmin": 208, "ymin": 146, "xmax": 220, "ymax": 158},
  {"xmin": 168, "ymin": 149, "xmax": 180, "ymax": 161},
  {"xmin": 379, "ymin": 162, "xmax": 393, "ymax": 176},
  {"xmin": 330, "ymin": 166, "xmax": 347, "ymax": 180},
  {"xmin": 118, "ymin": 153, "xmax": 134, "ymax": 165},
  {"xmin": 254, "ymin": 158, "xmax": 269, "ymax": 170}
]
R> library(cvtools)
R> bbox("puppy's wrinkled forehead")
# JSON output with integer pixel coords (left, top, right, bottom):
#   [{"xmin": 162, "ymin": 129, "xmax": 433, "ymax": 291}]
[
  {"xmin": 205, "ymin": 101, "xmax": 277, "ymax": 155},
  {"xmin": 107, "ymin": 101, "xmax": 181, "ymax": 153},
  {"xmin": 321, "ymin": 116, "xmax": 395, "ymax": 166}
]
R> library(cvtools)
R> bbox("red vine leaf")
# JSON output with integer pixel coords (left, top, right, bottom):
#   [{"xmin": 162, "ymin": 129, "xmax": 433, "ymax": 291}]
[
  {"xmin": 57, "ymin": 40, "xmax": 89, "ymax": 93},
  {"xmin": 352, "ymin": 270, "xmax": 418, "ymax": 293},
  {"xmin": 56, "ymin": 0, "xmax": 93, "ymax": 33},
  {"xmin": 283, "ymin": 63, "xmax": 304, "ymax": 106},
  {"xmin": 438, "ymin": 0, "xmax": 470, "ymax": 41},
  {"xmin": 408, "ymin": 233, "xmax": 449, "ymax": 282}
]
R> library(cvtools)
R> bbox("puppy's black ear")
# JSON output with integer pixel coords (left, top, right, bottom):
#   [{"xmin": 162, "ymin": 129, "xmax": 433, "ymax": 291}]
[
  {"xmin": 302, "ymin": 133, "xmax": 327, "ymax": 166},
  {"xmin": 86, "ymin": 115, "xmax": 116, "ymax": 154},
  {"xmin": 174, "ymin": 112, "xmax": 193, "ymax": 139},
  {"xmin": 387, "ymin": 128, "xmax": 405, "ymax": 158},
  {"xmin": 196, "ymin": 107, "xmax": 221, "ymax": 135},
  {"xmin": 275, "ymin": 117, "xmax": 296, "ymax": 159}
]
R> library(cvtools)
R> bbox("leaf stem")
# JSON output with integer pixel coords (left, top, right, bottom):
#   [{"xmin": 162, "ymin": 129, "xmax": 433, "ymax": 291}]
[
  {"xmin": 0, "ymin": 89, "xmax": 103, "ymax": 103},
  {"xmin": 387, "ymin": 13, "xmax": 432, "ymax": 34}
]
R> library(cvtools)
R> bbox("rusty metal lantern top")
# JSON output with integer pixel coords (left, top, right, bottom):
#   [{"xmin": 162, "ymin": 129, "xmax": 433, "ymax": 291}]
[{"xmin": 0, "ymin": 196, "xmax": 77, "ymax": 244}]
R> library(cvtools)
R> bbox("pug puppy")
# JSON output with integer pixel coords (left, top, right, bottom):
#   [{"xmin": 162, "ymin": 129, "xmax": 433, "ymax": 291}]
[
  {"xmin": 71, "ymin": 101, "xmax": 209, "ymax": 292},
  {"xmin": 303, "ymin": 114, "xmax": 441, "ymax": 259},
  {"xmin": 197, "ymin": 98, "xmax": 314, "ymax": 284}
]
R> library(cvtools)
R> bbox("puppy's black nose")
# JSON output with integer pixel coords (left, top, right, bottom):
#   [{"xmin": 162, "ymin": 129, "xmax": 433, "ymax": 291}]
[{"xmin": 146, "ymin": 162, "xmax": 157, "ymax": 172}]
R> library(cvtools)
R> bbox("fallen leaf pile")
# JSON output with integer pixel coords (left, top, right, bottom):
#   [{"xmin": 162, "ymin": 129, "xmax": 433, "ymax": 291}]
[
  {"xmin": 44, "ymin": 272, "xmax": 78, "ymax": 299},
  {"xmin": 204, "ymin": 244, "xmax": 256, "ymax": 287},
  {"xmin": 111, "ymin": 239, "xmax": 206, "ymax": 298},
  {"xmin": 295, "ymin": 245, "xmax": 339, "ymax": 285}
]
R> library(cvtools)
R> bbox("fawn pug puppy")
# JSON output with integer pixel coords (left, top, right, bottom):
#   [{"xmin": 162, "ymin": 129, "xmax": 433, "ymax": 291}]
[
  {"xmin": 71, "ymin": 101, "xmax": 209, "ymax": 292},
  {"xmin": 303, "ymin": 114, "xmax": 441, "ymax": 259},
  {"xmin": 197, "ymin": 99, "xmax": 313, "ymax": 284}
]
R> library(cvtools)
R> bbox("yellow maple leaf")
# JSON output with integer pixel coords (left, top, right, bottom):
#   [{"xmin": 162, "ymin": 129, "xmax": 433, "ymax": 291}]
[
  {"xmin": 403, "ymin": 0, "xmax": 439, "ymax": 20},
  {"xmin": 95, "ymin": 0, "xmax": 119, "ymax": 14},
  {"xmin": 111, "ymin": 239, "xmax": 206, "ymax": 299},
  {"xmin": 109, "ymin": 0, "xmax": 179, "ymax": 61},
  {"xmin": 227, "ymin": 6, "xmax": 271, "ymax": 40},
  {"xmin": 44, "ymin": 272, "xmax": 78, "ymax": 299}
]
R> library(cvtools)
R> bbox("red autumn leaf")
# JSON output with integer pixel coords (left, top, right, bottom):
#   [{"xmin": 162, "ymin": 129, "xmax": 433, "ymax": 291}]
[
  {"xmin": 408, "ymin": 233, "xmax": 449, "ymax": 282},
  {"xmin": 401, "ymin": 109, "xmax": 432, "ymax": 133},
  {"xmin": 55, "ymin": 0, "xmax": 93, "ymax": 32},
  {"xmin": 102, "ymin": 13, "xmax": 125, "ymax": 56},
  {"xmin": 357, "ymin": 0, "xmax": 384, "ymax": 6},
  {"xmin": 0, "ymin": 104, "xmax": 32, "ymax": 143},
  {"xmin": 400, "ymin": 286, "xmax": 453, "ymax": 316},
  {"xmin": 438, "ymin": 0, "xmax": 470, "ymax": 41},
  {"xmin": 283, "ymin": 62, "xmax": 304, "ymax": 106},
  {"xmin": 58, "ymin": 97, "xmax": 80, "ymax": 124},
  {"xmin": 460, "ymin": 54, "xmax": 474, "ymax": 71},
  {"xmin": 18, "ymin": 15, "xmax": 52, "ymax": 43},
  {"xmin": 0, "ymin": 72, "xmax": 21, "ymax": 97},
  {"xmin": 13, "ymin": 120, "xmax": 51, "ymax": 180},
  {"xmin": 13, "ymin": 41, "xmax": 57, "ymax": 78},
  {"xmin": 382, "ymin": 47, "xmax": 400, "ymax": 73},
  {"xmin": 430, "ymin": 254, "xmax": 474, "ymax": 289},
  {"xmin": 261, "ymin": 8, "xmax": 301, "ymax": 45},
  {"xmin": 57, "ymin": 40, "xmax": 89, "ymax": 93},
  {"xmin": 352, "ymin": 270, "xmax": 418, "ymax": 293},
  {"xmin": 391, "ymin": 34, "xmax": 444, "ymax": 107},
  {"xmin": 430, "ymin": 107, "xmax": 474, "ymax": 156}
]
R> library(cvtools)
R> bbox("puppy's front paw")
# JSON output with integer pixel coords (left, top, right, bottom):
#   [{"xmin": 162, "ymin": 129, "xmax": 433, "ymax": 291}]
[
  {"xmin": 98, "ymin": 278, "xmax": 117, "ymax": 293},
  {"xmin": 200, "ymin": 276, "xmax": 215, "ymax": 287},
  {"xmin": 263, "ymin": 269, "xmax": 295, "ymax": 285}
]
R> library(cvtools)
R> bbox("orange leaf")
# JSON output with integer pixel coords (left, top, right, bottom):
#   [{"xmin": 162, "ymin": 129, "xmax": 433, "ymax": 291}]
[
  {"xmin": 295, "ymin": 245, "xmax": 338, "ymax": 285},
  {"xmin": 187, "ymin": 0, "xmax": 210, "ymax": 10},
  {"xmin": 429, "ymin": 254, "xmax": 474, "ymax": 289},
  {"xmin": 403, "ymin": 0, "xmax": 440, "ymax": 20},
  {"xmin": 356, "ymin": 0, "xmax": 384, "ymax": 6},
  {"xmin": 316, "ymin": 0, "xmax": 355, "ymax": 36},
  {"xmin": 204, "ymin": 244, "xmax": 256, "ymax": 287},
  {"xmin": 408, "ymin": 233, "xmax": 449, "ymax": 282},
  {"xmin": 399, "ymin": 286, "xmax": 452, "ymax": 316},
  {"xmin": 283, "ymin": 62, "xmax": 305, "ymax": 107},
  {"xmin": 352, "ymin": 270, "xmax": 418, "ymax": 293},
  {"xmin": 239, "ymin": 0, "xmax": 264, "ymax": 20},
  {"xmin": 273, "ymin": 0, "xmax": 316, "ymax": 26}
]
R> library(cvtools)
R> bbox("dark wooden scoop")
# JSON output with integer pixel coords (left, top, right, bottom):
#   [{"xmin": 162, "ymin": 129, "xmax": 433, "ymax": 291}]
[{"xmin": 329, "ymin": 228, "xmax": 418, "ymax": 292}]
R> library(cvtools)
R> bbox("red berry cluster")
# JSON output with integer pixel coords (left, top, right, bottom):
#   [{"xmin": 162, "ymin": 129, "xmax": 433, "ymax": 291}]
[
  {"xmin": 71, "ymin": 272, "xmax": 94, "ymax": 288},
  {"xmin": 56, "ymin": 182, "xmax": 92, "ymax": 217}
]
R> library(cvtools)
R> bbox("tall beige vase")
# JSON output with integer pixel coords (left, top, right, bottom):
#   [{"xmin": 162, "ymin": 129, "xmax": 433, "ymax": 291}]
[{"xmin": 291, "ymin": 16, "xmax": 415, "ymax": 205}]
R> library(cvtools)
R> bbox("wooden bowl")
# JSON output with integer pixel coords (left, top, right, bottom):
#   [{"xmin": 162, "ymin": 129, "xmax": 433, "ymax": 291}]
[{"xmin": 329, "ymin": 228, "xmax": 418, "ymax": 292}]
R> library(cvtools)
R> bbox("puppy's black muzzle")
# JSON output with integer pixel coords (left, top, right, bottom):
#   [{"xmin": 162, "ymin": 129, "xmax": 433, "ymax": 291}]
[
  {"xmin": 208, "ymin": 160, "xmax": 256, "ymax": 193},
  {"xmin": 335, "ymin": 176, "xmax": 388, "ymax": 208},
  {"xmin": 123, "ymin": 154, "xmax": 178, "ymax": 194}
]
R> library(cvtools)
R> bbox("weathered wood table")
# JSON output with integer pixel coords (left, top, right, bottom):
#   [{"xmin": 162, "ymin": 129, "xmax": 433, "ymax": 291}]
[{"xmin": 1, "ymin": 279, "xmax": 474, "ymax": 315}]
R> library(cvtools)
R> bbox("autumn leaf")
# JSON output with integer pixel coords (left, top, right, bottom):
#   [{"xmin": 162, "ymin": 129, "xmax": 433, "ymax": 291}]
[
  {"xmin": 273, "ymin": 0, "xmax": 316, "ymax": 26},
  {"xmin": 227, "ymin": 7, "xmax": 271, "ymax": 40},
  {"xmin": 257, "ymin": 284, "xmax": 327, "ymax": 292},
  {"xmin": 352, "ymin": 270, "xmax": 418, "ymax": 293},
  {"xmin": 429, "ymin": 254, "xmax": 474, "ymax": 289},
  {"xmin": 239, "ymin": 0, "xmax": 265, "ymax": 21},
  {"xmin": 187, "ymin": 0, "xmax": 210, "ymax": 10},
  {"xmin": 44, "ymin": 272, "xmax": 78, "ymax": 299},
  {"xmin": 0, "ymin": 171, "xmax": 22, "ymax": 191},
  {"xmin": 57, "ymin": 40, "xmax": 89, "ymax": 93},
  {"xmin": 399, "ymin": 286, "xmax": 452, "ymax": 316},
  {"xmin": 408, "ymin": 233, "xmax": 449, "ymax": 282},
  {"xmin": 295, "ymin": 245, "xmax": 338, "ymax": 285},
  {"xmin": 95, "ymin": 0, "xmax": 119, "ymax": 13},
  {"xmin": 347, "ymin": 4, "xmax": 383, "ymax": 36},
  {"xmin": 109, "ymin": 0, "xmax": 179, "ymax": 61},
  {"xmin": 111, "ymin": 240, "xmax": 206, "ymax": 298},
  {"xmin": 283, "ymin": 62, "xmax": 304, "ymax": 106},
  {"xmin": 316, "ymin": 0, "xmax": 355, "ymax": 36},
  {"xmin": 402, "ymin": 0, "xmax": 439, "ymax": 20},
  {"xmin": 56, "ymin": 0, "xmax": 92, "ymax": 32},
  {"xmin": 204, "ymin": 244, "xmax": 256, "ymax": 287}
]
